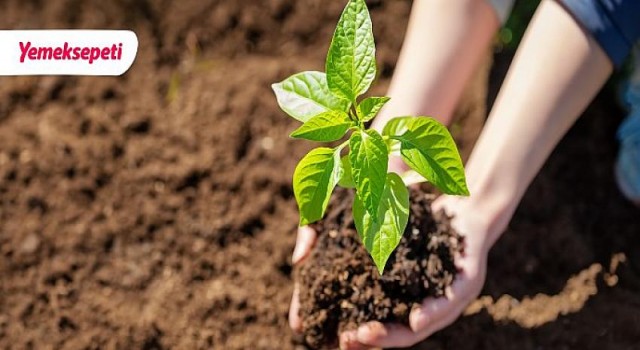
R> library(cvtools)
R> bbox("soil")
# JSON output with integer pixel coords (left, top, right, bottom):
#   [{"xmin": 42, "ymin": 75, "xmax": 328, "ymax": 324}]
[
  {"xmin": 299, "ymin": 189, "xmax": 462, "ymax": 349},
  {"xmin": 0, "ymin": 0, "xmax": 639, "ymax": 350}
]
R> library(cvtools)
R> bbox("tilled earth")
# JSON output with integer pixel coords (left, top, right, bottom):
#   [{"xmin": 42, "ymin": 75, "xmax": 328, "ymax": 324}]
[{"xmin": 0, "ymin": 0, "xmax": 639, "ymax": 349}]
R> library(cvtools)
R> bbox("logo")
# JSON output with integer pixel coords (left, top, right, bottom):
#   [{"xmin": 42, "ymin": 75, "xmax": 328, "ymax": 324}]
[{"xmin": 0, "ymin": 30, "xmax": 138, "ymax": 76}]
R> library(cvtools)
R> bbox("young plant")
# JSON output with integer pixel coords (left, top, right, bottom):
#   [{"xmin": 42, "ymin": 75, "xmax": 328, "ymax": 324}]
[{"xmin": 272, "ymin": 0, "xmax": 469, "ymax": 273}]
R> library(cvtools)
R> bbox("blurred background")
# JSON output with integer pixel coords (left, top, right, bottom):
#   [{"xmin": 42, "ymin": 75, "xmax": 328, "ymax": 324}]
[{"xmin": 0, "ymin": 0, "xmax": 639, "ymax": 349}]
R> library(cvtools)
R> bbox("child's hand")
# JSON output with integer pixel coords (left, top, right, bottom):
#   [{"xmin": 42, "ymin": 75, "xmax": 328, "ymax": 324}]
[
  {"xmin": 339, "ymin": 195, "xmax": 491, "ymax": 349},
  {"xmin": 288, "ymin": 158, "xmax": 408, "ymax": 332},
  {"xmin": 288, "ymin": 225, "xmax": 316, "ymax": 332},
  {"xmin": 290, "ymin": 194, "xmax": 496, "ymax": 349}
]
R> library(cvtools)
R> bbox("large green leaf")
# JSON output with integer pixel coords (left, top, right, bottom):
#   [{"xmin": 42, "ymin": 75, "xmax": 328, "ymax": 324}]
[
  {"xmin": 357, "ymin": 96, "xmax": 390, "ymax": 122},
  {"xmin": 326, "ymin": 0, "xmax": 376, "ymax": 102},
  {"xmin": 290, "ymin": 111, "xmax": 353, "ymax": 142},
  {"xmin": 272, "ymin": 71, "xmax": 350, "ymax": 122},
  {"xmin": 349, "ymin": 129, "xmax": 388, "ymax": 219},
  {"xmin": 353, "ymin": 173, "xmax": 409, "ymax": 273},
  {"xmin": 394, "ymin": 117, "xmax": 469, "ymax": 195},
  {"xmin": 293, "ymin": 147, "xmax": 342, "ymax": 225}
]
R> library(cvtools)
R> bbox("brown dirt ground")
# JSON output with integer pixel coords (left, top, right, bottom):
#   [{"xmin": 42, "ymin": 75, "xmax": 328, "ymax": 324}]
[{"xmin": 0, "ymin": 0, "xmax": 639, "ymax": 349}]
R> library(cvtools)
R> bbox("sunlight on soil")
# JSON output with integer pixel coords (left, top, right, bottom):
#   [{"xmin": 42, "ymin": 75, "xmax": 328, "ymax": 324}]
[{"xmin": 464, "ymin": 253, "xmax": 627, "ymax": 328}]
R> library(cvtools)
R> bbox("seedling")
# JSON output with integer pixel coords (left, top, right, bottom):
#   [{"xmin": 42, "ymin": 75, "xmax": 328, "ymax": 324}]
[{"xmin": 272, "ymin": 0, "xmax": 469, "ymax": 273}]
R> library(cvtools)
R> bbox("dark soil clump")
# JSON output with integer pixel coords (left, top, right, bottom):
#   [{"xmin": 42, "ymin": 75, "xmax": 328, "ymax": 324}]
[{"xmin": 298, "ymin": 188, "xmax": 463, "ymax": 348}]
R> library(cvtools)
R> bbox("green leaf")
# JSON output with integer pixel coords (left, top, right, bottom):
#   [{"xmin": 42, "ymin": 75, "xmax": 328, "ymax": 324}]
[
  {"xmin": 357, "ymin": 96, "xmax": 390, "ymax": 122},
  {"xmin": 290, "ymin": 111, "xmax": 353, "ymax": 142},
  {"xmin": 272, "ymin": 71, "xmax": 350, "ymax": 122},
  {"xmin": 338, "ymin": 155, "xmax": 355, "ymax": 188},
  {"xmin": 349, "ymin": 129, "xmax": 388, "ymax": 218},
  {"xmin": 326, "ymin": 0, "xmax": 376, "ymax": 102},
  {"xmin": 382, "ymin": 116, "xmax": 413, "ymax": 137},
  {"xmin": 353, "ymin": 173, "xmax": 409, "ymax": 273},
  {"xmin": 382, "ymin": 116, "xmax": 412, "ymax": 152},
  {"xmin": 293, "ymin": 147, "xmax": 342, "ymax": 226},
  {"xmin": 394, "ymin": 117, "xmax": 469, "ymax": 195}
]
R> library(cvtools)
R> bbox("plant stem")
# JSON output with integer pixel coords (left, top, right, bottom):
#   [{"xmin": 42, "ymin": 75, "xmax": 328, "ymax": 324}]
[{"xmin": 336, "ymin": 138, "xmax": 350, "ymax": 152}]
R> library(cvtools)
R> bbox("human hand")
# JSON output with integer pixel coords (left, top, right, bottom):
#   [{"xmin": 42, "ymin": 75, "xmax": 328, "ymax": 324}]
[
  {"xmin": 339, "ymin": 194, "xmax": 492, "ymax": 349},
  {"xmin": 289, "ymin": 225, "xmax": 316, "ymax": 332},
  {"xmin": 288, "ymin": 158, "xmax": 408, "ymax": 333},
  {"xmin": 290, "ymin": 194, "xmax": 495, "ymax": 349}
]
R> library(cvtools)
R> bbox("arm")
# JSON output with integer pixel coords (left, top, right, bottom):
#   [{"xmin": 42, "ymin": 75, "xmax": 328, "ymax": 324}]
[
  {"xmin": 464, "ymin": 0, "xmax": 613, "ymax": 245},
  {"xmin": 291, "ymin": 0, "xmax": 504, "ymax": 335},
  {"xmin": 371, "ymin": 0, "xmax": 500, "ymax": 131},
  {"xmin": 344, "ymin": 1, "xmax": 613, "ymax": 348}
]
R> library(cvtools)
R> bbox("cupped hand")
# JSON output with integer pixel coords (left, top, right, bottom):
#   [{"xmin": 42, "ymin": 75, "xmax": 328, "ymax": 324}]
[
  {"xmin": 340, "ymin": 195, "xmax": 491, "ymax": 349},
  {"xmin": 290, "ymin": 194, "xmax": 494, "ymax": 350},
  {"xmin": 288, "ymin": 156, "xmax": 408, "ymax": 333}
]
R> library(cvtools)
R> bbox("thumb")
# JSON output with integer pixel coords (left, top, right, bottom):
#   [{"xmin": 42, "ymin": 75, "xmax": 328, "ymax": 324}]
[
  {"xmin": 292, "ymin": 226, "xmax": 317, "ymax": 264},
  {"xmin": 431, "ymin": 195, "xmax": 458, "ymax": 215}
]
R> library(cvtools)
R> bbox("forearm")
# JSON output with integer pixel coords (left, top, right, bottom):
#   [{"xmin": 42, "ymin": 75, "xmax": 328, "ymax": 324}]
[
  {"xmin": 372, "ymin": 0, "xmax": 500, "ymax": 131},
  {"xmin": 466, "ymin": 0, "xmax": 613, "ymax": 246}
]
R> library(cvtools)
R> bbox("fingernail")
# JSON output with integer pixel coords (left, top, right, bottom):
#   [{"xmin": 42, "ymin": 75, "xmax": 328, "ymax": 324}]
[
  {"xmin": 289, "ymin": 288, "xmax": 301, "ymax": 332},
  {"xmin": 356, "ymin": 322, "xmax": 382, "ymax": 343},
  {"xmin": 292, "ymin": 244, "xmax": 304, "ymax": 264},
  {"xmin": 356, "ymin": 324, "xmax": 373, "ymax": 341},
  {"xmin": 339, "ymin": 330, "xmax": 358, "ymax": 350},
  {"xmin": 412, "ymin": 307, "xmax": 429, "ymax": 330}
]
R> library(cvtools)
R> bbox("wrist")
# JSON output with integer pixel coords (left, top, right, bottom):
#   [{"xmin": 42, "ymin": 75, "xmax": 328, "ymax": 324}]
[{"xmin": 464, "ymin": 178, "xmax": 519, "ymax": 249}]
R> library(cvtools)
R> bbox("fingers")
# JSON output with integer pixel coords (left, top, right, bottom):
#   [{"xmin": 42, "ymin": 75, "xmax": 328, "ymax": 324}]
[
  {"xmin": 292, "ymin": 226, "xmax": 316, "ymax": 264},
  {"xmin": 412, "ymin": 291, "xmax": 471, "ymax": 341},
  {"xmin": 355, "ymin": 321, "xmax": 420, "ymax": 348},
  {"xmin": 431, "ymin": 194, "xmax": 458, "ymax": 215},
  {"xmin": 339, "ymin": 330, "xmax": 368, "ymax": 350},
  {"xmin": 340, "ymin": 322, "xmax": 418, "ymax": 349},
  {"xmin": 409, "ymin": 295, "xmax": 450, "ymax": 331},
  {"xmin": 290, "ymin": 226, "xmax": 317, "ymax": 333},
  {"xmin": 409, "ymin": 271, "xmax": 478, "ymax": 335},
  {"xmin": 289, "ymin": 283, "xmax": 303, "ymax": 332},
  {"xmin": 410, "ymin": 279, "xmax": 463, "ymax": 330},
  {"xmin": 340, "ymin": 296, "xmax": 469, "ymax": 350},
  {"xmin": 339, "ymin": 269, "xmax": 484, "ymax": 348},
  {"xmin": 412, "ymin": 303, "xmax": 466, "ymax": 342}
]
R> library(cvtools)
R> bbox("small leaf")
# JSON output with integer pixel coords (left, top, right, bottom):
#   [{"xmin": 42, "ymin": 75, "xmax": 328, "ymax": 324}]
[
  {"xmin": 338, "ymin": 155, "xmax": 355, "ymax": 188},
  {"xmin": 326, "ymin": 0, "xmax": 377, "ymax": 102},
  {"xmin": 272, "ymin": 71, "xmax": 350, "ymax": 122},
  {"xmin": 382, "ymin": 116, "xmax": 412, "ymax": 137},
  {"xmin": 293, "ymin": 147, "xmax": 342, "ymax": 226},
  {"xmin": 394, "ymin": 117, "xmax": 469, "ymax": 195},
  {"xmin": 353, "ymin": 173, "xmax": 409, "ymax": 273},
  {"xmin": 349, "ymin": 129, "xmax": 388, "ymax": 218},
  {"xmin": 382, "ymin": 116, "xmax": 412, "ymax": 152},
  {"xmin": 290, "ymin": 111, "xmax": 353, "ymax": 142},
  {"xmin": 358, "ymin": 96, "xmax": 390, "ymax": 122}
]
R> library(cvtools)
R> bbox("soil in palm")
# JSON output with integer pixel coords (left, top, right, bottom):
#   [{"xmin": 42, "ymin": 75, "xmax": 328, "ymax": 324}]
[{"xmin": 298, "ymin": 188, "xmax": 463, "ymax": 348}]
